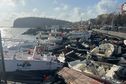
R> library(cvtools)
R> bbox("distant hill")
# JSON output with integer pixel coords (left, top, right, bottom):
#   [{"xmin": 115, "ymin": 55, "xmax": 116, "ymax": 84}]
[{"xmin": 13, "ymin": 17, "xmax": 72, "ymax": 28}]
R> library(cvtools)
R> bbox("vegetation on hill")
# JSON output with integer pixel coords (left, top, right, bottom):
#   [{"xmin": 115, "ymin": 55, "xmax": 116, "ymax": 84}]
[{"xmin": 13, "ymin": 17, "xmax": 72, "ymax": 28}]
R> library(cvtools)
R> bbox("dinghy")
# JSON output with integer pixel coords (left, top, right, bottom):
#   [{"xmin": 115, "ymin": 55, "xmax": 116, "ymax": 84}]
[
  {"xmin": 91, "ymin": 43, "xmax": 114, "ymax": 58},
  {"xmin": 68, "ymin": 60, "xmax": 122, "ymax": 83}
]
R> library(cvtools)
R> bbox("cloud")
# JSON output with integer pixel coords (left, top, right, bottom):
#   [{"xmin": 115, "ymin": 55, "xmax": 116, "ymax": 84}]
[
  {"xmin": 0, "ymin": 11, "xmax": 47, "ymax": 26},
  {"xmin": 20, "ymin": 0, "xmax": 26, "ymax": 6},
  {"xmin": 96, "ymin": 0, "xmax": 118, "ymax": 14},
  {"xmin": 0, "ymin": 0, "xmax": 26, "ymax": 12},
  {"xmin": 54, "ymin": 4, "xmax": 69, "ymax": 11},
  {"xmin": 32, "ymin": 8, "xmax": 39, "ymax": 12},
  {"xmin": 53, "ymin": 0, "xmax": 59, "ymax": 5},
  {"xmin": 0, "ymin": 0, "xmax": 26, "ymax": 7},
  {"xmin": 0, "ymin": 0, "xmax": 16, "ymax": 12},
  {"xmin": 54, "ymin": 7, "xmax": 60, "ymax": 11},
  {"xmin": 0, "ymin": 0, "xmax": 120, "ymax": 26},
  {"xmin": 53, "ymin": 0, "xmax": 119, "ymax": 22},
  {"xmin": 0, "ymin": 0, "xmax": 16, "ymax": 7},
  {"xmin": 53, "ymin": 5, "xmax": 82, "ymax": 21}
]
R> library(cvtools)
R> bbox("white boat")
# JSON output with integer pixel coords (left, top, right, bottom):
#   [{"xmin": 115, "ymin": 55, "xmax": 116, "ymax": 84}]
[
  {"xmin": 68, "ymin": 60, "xmax": 122, "ymax": 83},
  {"xmin": 91, "ymin": 43, "xmax": 114, "ymax": 58},
  {"xmin": 36, "ymin": 31, "xmax": 64, "ymax": 51},
  {"xmin": 2, "ymin": 40, "xmax": 63, "ymax": 73},
  {"xmin": 37, "ymin": 30, "xmax": 63, "ymax": 43},
  {"xmin": 67, "ymin": 31, "xmax": 92, "ymax": 42}
]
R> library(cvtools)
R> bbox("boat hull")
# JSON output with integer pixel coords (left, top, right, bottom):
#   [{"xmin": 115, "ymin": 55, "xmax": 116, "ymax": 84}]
[
  {"xmin": 6, "ymin": 70, "xmax": 57, "ymax": 82},
  {"xmin": 1, "ymin": 59, "xmax": 63, "ymax": 72}
]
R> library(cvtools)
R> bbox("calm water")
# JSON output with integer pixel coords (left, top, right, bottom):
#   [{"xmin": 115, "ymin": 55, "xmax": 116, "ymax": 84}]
[
  {"xmin": 0, "ymin": 28, "xmax": 36, "ymax": 48},
  {"xmin": 0, "ymin": 28, "xmax": 35, "ymax": 41}
]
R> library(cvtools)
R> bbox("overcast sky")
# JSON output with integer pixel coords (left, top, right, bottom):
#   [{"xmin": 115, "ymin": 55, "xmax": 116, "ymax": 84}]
[{"xmin": 0, "ymin": 0, "xmax": 125, "ymax": 26}]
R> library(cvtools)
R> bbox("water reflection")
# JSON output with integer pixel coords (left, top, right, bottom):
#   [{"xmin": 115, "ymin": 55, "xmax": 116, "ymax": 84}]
[
  {"xmin": 0, "ymin": 28, "xmax": 35, "ymax": 41},
  {"xmin": 0, "ymin": 28, "xmax": 36, "ymax": 49}
]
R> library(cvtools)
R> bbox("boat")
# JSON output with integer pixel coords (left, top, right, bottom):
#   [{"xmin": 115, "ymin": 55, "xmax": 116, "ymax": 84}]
[
  {"xmin": 36, "ymin": 30, "xmax": 63, "ymax": 43},
  {"xmin": 36, "ymin": 30, "xmax": 65, "ymax": 51},
  {"xmin": 90, "ymin": 43, "xmax": 114, "ymax": 58},
  {"xmin": 2, "ymin": 40, "xmax": 63, "ymax": 73},
  {"xmin": 67, "ymin": 31, "xmax": 92, "ymax": 42},
  {"xmin": 68, "ymin": 60, "xmax": 123, "ymax": 83}
]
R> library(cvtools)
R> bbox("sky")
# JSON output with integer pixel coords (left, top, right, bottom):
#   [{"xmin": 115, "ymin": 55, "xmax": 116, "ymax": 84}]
[{"xmin": 0, "ymin": 0, "xmax": 125, "ymax": 27}]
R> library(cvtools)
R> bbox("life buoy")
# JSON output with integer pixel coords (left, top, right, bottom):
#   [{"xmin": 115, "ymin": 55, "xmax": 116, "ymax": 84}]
[{"xmin": 36, "ymin": 47, "xmax": 43, "ymax": 54}]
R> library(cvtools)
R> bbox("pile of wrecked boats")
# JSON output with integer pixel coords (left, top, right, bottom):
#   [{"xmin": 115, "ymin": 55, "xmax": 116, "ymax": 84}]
[
  {"xmin": 1, "ymin": 30, "xmax": 126, "ymax": 84},
  {"xmin": 57, "ymin": 32, "xmax": 126, "ymax": 84}
]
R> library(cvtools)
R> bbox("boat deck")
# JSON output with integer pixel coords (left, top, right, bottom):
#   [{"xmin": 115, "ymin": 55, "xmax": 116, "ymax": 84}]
[{"xmin": 3, "ymin": 51, "xmax": 56, "ymax": 62}]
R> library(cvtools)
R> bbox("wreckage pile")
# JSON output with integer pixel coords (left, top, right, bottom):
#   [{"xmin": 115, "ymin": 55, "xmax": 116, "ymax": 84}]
[{"xmin": 55, "ymin": 31, "xmax": 126, "ymax": 84}]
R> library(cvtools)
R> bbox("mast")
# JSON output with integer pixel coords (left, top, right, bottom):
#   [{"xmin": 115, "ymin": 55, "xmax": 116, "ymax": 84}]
[{"xmin": 0, "ymin": 31, "xmax": 7, "ymax": 84}]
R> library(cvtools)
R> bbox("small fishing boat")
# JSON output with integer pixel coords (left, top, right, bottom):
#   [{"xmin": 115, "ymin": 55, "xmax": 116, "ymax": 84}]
[
  {"xmin": 67, "ymin": 31, "xmax": 92, "ymax": 42},
  {"xmin": 91, "ymin": 43, "xmax": 114, "ymax": 58},
  {"xmin": 36, "ymin": 31, "xmax": 65, "ymax": 51},
  {"xmin": 68, "ymin": 60, "xmax": 123, "ymax": 83}
]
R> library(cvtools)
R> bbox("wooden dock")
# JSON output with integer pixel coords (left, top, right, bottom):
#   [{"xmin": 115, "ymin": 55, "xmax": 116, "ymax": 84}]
[{"xmin": 93, "ymin": 29, "xmax": 126, "ymax": 39}]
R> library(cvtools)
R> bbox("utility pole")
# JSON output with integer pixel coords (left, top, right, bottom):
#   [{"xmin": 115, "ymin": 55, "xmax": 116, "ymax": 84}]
[
  {"xmin": 111, "ymin": 13, "xmax": 115, "ymax": 31},
  {"xmin": 0, "ymin": 31, "xmax": 7, "ymax": 84}
]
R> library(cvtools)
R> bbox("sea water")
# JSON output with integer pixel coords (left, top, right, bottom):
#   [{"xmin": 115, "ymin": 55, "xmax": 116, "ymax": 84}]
[
  {"xmin": 0, "ymin": 28, "xmax": 36, "ymax": 49},
  {"xmin": 0, "ymin": 28, "xmax": 35, "ymax": 41}
]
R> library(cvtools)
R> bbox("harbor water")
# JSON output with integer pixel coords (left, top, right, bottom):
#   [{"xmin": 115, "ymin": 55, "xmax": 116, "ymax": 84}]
[{"xmin": 0, "ymin": 28, "xmax": 35, "ymax": 41}]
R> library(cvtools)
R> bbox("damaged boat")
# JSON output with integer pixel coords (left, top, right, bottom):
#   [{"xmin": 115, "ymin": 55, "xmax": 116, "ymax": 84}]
[
  {"xmin": 2, "ymin": 40, "xmax": 63, "ymax": 74},
  {"xmin": 68, "ymin": 59, "xmax": 125, "ymax": 84},
  {"xmin": 91, "ymin": 43, "xmax": 114, "ymax": 58}
]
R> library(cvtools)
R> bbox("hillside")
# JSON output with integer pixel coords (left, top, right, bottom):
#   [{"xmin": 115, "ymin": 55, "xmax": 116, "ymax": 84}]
[{"xmin": 13, "ymin": 17, "xmax": 72, "ymax": 28}]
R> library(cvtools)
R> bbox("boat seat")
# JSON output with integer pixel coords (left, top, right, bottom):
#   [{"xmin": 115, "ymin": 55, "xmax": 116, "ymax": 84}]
[{"xmin": 95, "ymin": 53, "xmax": 106, "ymax": 57}]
